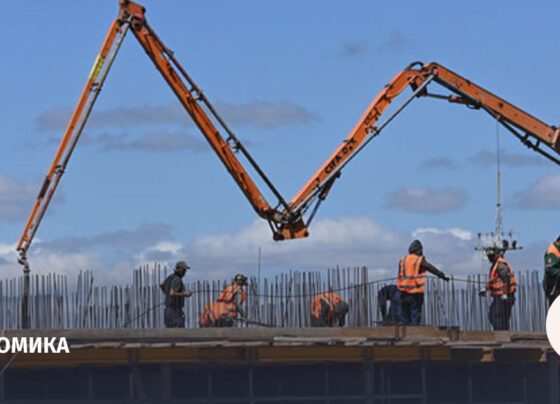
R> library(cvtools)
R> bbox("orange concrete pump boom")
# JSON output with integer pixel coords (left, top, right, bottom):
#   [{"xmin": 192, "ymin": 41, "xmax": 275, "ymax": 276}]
[
  {"xmin": 16, "ymin": 0, "xmax": 305, "ymax": 270},
  {"xmin": 17, "ymin": 1, "xmax": 560, "ymax": 272},
  {"xmin": 282, "ymin": 61, "xmax": 560, "ymax": 233}
]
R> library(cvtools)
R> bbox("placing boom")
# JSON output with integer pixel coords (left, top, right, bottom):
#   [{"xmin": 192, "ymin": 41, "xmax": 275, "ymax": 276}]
[
  {"xmin": 275, "ymin": 61, "xmax": 560, "ymax": 238},
  {"xmin": 16, "ymin": 0, "xmax": 306, "ymax": 267},
  {"xmin": 17, "ymin": 1, "xmax": 560, "ymax": 270}
]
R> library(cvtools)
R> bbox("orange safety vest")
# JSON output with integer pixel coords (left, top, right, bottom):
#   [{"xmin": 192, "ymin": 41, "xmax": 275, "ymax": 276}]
[
  {"xmin": 198, "ymin": 283, "xmax": 247, "ymax": 327},
  {"xmin": 397, "ymin": 254, "xmax": 426, "ymax": 294},
  {"xmin": 199, "ymin": 283, "xmax": 247, "ymax": 327},
  {"xmin": 488, "ymin": 257, "xmax": 517, "ymax": 296},
  {"xmin": 547, "ymin": 243, "xmax": 560, "ymax": 258},
  {"xmin": 310, "ymin": 291, "xmax": 343, "ymax": 319},
  {"xmin": 218, "ymin": 284, "xmax": 247, "ymax": 305},
  {"xmin": 199, "ymin": 301, "xmax": 236, "ymax": 327}
]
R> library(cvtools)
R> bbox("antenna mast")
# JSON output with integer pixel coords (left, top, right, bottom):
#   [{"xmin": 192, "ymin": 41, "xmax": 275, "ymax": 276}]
[{"xmin": 475, "ymin": 122, "xmax": 522, "ymax": 255}]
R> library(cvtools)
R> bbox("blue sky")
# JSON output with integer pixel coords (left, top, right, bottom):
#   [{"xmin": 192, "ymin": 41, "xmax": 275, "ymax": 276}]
[{"xmin": 0, "ymin": 0, "xmax": 558, "ymax": 282}]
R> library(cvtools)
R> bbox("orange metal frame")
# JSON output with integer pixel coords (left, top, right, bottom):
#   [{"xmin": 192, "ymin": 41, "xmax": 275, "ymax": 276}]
[{"xmin": 17, "ymin": 0, "xmax": 560, "ymax": 268}]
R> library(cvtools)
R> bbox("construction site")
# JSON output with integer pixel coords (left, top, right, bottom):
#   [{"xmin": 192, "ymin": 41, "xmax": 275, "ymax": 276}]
[
  {"xmin": 1, "ymin": 0, "xmax": 559, "ymax": 403},
  {"xmin": 0, "ymin": 265, "xmax": 557, "ymax": 403}
]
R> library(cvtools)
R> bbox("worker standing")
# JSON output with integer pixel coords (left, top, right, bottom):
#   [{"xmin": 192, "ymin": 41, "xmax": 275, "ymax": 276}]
[
  {"xmin": 479, "ymin": 250, "xmax": 517, "ymax": 330},
  {"xmin": 397, "ymin": 240, "xmax": 450, "ymax": 325},
  {"xmin": 160, "ymin": 261, "xmax": 193, "ymax": 328},
  {"xmin": 543, "ymin": 236, "xmax": 560, "ymax": 306},
  {"xmin": 199, "ymin": 274, "xmax": 248, "ymax": 327},
  {"xmin": 310, "ymin": 288, "xmax": 349, "ymax": 327}
]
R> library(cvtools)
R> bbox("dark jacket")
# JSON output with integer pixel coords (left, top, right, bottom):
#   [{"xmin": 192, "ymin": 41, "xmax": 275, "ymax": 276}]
[
  {"xmin": 161, "ymin": 273, "xmax": 186, "ymax": 310},
  {"xmin": 408, "ymin": 240, "xmax": 447, "ymax": 279}
]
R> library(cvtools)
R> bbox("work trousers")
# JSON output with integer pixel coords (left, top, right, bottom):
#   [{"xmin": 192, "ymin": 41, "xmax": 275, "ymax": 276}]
[
  {"xmin": 378, "ymin": 285, "xmax": 402, "ymax": 325},
  {"xmin": 335, "ymin": 301, "xmax": 350, "ymax": 327},
  {"xmin": 399, "ymin": 292, "xmax": 424, "ymax": 325},
  {"xmin": 311, "ymin": 301, "xmax": 349, "ymax": 327},
  {"xmin": 164, "ymin": 307, "xmax": 185, "ymax": 328},
  {"xmin": 543, "ymin": 273, "xmax": 560, "ymax": 307},
  {"xmin": 206, "ymin": 314, "xmax": 234, "ymax": 328},
  {"xmin": 488, "ymin": 295, "xmax": 515, "ymax": 331}
]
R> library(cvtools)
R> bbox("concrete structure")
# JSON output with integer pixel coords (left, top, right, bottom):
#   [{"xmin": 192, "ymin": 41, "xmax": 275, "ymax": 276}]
[{"xmin": 0, "ymin": 327, "xmax": 556, "ymax": 403}]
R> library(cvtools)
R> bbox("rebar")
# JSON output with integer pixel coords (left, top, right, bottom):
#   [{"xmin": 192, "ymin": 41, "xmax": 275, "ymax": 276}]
[{"xmin": 0, "ymin": 265, "xmax": 548, "ymax": 330}]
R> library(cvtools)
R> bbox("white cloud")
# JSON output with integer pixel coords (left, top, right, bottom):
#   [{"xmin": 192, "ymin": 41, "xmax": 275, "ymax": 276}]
[
  {"xmin": 384, "ymin": 186, "xmax": 467, "ymax": 213},
  {"xmin": 413, "ymin": 227, "xmax": 474, "ymax": 242},
  {"xmin": 411, "ymin": 227, "xmax": 482, "ymax": 273},
  {"xmin": 469, "ymin": 150, "xmax": 546, "ymax": 167},
  {"xmin": 36, "ymin": 101, "xmax": 318, "ymax": 132},
  {"xmin": 418, "ymin": 157, "xmax": 457, "ymax": 170},
  {"xmin": 513, "ymin": 174, "xmax": 560, "ymax": 209},
  {"xmin": 0, "ymin": 242, "xmax": 18, "ymax": 271},
  {"xmin": 215, "ymin": 100, "xmax": 318, "ymax": 128},
  {"xmin": 0, "ymin": 223, "xmax": 175, "ymax": 284},
  {"xmin": 0, "ymin": 241, "xmax": 102, "ymax": 280},
  {"xmin": 0, "ymin": 173, "xmax": 38, "ymax": 221},
  {"xmin": 134, "ymin": 240, "xmax": 183, "ymax": 263},
  {"xmin": 178, "ymin": 218, "xmax": 489, "ymax": 279},
  {"xmin": 39, "ymin": 223, "xmax": 174, "ymax": 253},
  {"xmin": 95, "ymin": 131, "xmax": 208, "ymax": 153},
  {"xmin": 185, "ymin": 217, "xmax": 402, "ymax": 276},
  {"xmin": 0, "ymin": 217, "xmax": 541, "ymax": 285}
]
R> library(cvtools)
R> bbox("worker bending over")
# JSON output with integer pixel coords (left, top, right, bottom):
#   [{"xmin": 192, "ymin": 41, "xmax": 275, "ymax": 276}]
[
  {"xmin": 199, "ymin": 274, "xmax": 248, "ymax": 327},
  {"xmin": 310, "ymin": 288, "xmax": 349, "ymax": 327},
  {"xmin": 543, "ymin": 236, "xmax": 560, "ymax": 306},
  {"xmin": 378, "ymin": 284, "xmax": 401, "ymax": 325},
  {"xmin": 479, "ymin": 250, "xmax": 517, "ymax": 330},
  {"xmin": 160, "ymin": 261, "xmax": 193, "ymax": 328},
  {"xmin": 397, "ymin": 240, "xmax": 450, "ymax": 325}
]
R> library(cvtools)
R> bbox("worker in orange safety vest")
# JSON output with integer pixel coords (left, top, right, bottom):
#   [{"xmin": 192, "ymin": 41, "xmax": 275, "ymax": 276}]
[
  {"xmin": 199, "ymin": 274, "xmax": 248, "ymax": 327},
  {"xmin": 310, "ymin": 288, "xmax": 349, "ymax": 327},
  {"xmin": 479, "ymin": 249, "xmax": 517, "ymax": 330},
  {"xmin": 397, "ymin": 240, "xmax": 450, "ymax": 325}
]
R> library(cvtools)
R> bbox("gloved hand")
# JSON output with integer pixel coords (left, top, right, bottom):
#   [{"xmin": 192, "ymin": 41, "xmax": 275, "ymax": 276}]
[
  {"xmin": 478, "ymin": 288, "xmax": 487, "ymax": 297},
  {"xmin": 441, "ymin": 275, "xmax": 450, "ymax": 282},
  {"xmin": 500, "ymin": 294, "xmax": 508, "ymax": 301},
  {"xmin": 184, "ymin": 290, "xmax": 193, "ymax": 298}
]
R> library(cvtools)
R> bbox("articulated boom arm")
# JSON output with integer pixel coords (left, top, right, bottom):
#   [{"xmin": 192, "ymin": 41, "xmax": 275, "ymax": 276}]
[
  {"xmin": 284, "ymin": 64, "xmax": 435, "ymax": 227},
  {"xmin": 277, "ymin": 61, "xmax": 560, "ymax": 239},
  {"xmin": 16, "ymin": 18, "xmax": 130, "ymax": 269},
  {"xmin": 121, "ymin": 2, "xmax": 304, "ymax": 236},
  {"xmin": 17, "ymin": 0, "xmax": 560, "ymax": 268},
  {"xmin": 16, "ymin": 0, "xmax": 304, "ymax": 265}
]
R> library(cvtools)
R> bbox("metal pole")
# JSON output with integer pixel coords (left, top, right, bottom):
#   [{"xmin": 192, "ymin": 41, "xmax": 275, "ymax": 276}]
[
  {"xmin": 257, "ymin": 246, "xmax": 262, "ymax": 292},
  {"xmin": 19, "ymin": 255, "xmax": 30, "ymax": 329}
]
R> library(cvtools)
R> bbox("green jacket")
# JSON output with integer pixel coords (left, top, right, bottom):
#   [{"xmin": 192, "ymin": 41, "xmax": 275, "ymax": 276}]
[{"xmin": 545, "ymin": 242, "xmax": 560, "ymax": 277}]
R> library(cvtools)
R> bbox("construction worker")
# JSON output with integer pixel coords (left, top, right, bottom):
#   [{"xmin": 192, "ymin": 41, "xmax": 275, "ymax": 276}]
[
  {"xmin": 160, "ymin": 261, "xmax": 193, "ymax": 328},
  {"xmin": 310, "ymin": 288, "xmax": 349, "ymax": 327},
  {"xmin": 543, "ymin": 236, "xmax": 560, "ymax": 306},
  {"xmin": 397, "ymin": 240, "xmax": 450, "ymax": 325},
  {"xmin": 479, "ymin": 250, "xmax": 517, "ymax": 330},
  {"xmin": 199, "ymin": 274, "xmax": 248, "ymax": 327},
  {"xmin": 378, "ymin": 284, "xmax": 401, "ymax": 325}
]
